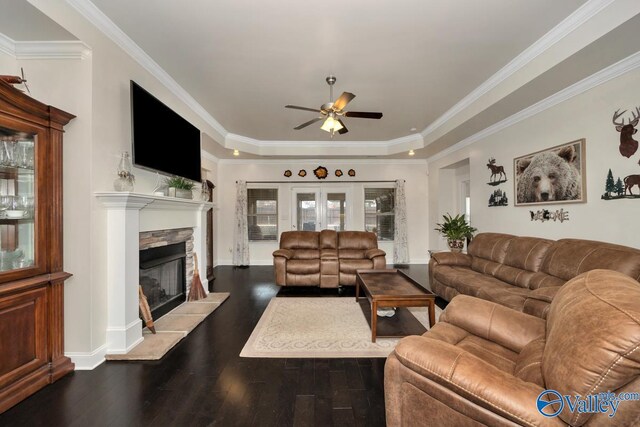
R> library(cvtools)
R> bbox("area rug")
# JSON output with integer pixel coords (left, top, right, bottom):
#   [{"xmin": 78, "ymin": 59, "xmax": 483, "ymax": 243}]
[
  {"xmin": 240, "ymin": 297, "xmax": 442, "ymax": 358},
  {"xmin": 106, "ymin": 292, "xmax": 229, "ymax": 361}
]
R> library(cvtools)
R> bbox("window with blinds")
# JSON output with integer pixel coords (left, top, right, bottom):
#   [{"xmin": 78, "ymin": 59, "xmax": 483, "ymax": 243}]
[
  {"xmin": 247, "ymin": 188, "xmax": 278, "ymax": 241},
  {"xmin": 364, "ymin": 188, "xmax": 395, "ymax": 241}
]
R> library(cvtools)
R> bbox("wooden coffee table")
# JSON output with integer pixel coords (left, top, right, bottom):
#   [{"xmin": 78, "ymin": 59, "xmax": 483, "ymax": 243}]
[{"xmin": 356, "ymin": 269, "xmax": 436, "ymax": 343}]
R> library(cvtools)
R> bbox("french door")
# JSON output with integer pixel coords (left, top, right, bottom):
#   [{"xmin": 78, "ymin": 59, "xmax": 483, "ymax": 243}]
[{"xmin": 292, "ymin": 187, "xmax": 351, "ymax": 231}]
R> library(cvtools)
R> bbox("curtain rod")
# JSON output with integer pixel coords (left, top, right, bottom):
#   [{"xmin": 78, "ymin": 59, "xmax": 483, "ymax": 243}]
[{"xmin": 236, "ymin": 180, "xmax": 404, "ymax": 184}]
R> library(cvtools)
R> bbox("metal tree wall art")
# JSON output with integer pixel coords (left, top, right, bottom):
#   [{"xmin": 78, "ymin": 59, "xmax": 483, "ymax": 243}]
[
  {"xmin": 612, "ymin": 107, "xmax": 639, "ymax": 158},
  {"xmin": 601, "ymin": 169, "xmax": 640, "ymax": 200},
  {"xmin": 488, "ymin": 189, "xmax": 508, "ymax": 207},
  {"xmin": 486, "ymin": 158, "xmax": 507, "ymax": 185}
]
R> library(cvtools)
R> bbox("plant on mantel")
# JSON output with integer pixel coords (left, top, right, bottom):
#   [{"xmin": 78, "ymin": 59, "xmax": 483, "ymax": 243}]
[
  {"xmin": 434, "ymin": 213, "xmax": 477, "ymax": 253},
  {"xmin": 165, "ymin": 176, "xmax": 195, "ymax": 199}
]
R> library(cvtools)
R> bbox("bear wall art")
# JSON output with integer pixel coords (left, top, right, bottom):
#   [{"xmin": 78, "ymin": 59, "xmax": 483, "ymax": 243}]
[{"xmin": 513, "ymin": 139, "xmax": 586, "ymax": 206}]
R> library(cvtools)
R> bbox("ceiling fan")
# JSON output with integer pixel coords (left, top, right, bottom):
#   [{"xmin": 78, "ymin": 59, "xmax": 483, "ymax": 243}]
[{"xmin": 285, "ymin": 76, "xmax": 382, "ymax": 136}]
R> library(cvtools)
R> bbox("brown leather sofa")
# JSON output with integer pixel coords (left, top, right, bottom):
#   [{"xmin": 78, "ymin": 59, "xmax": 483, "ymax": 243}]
[
  {"xmin": 429, "ymin": 232, "xmax": 640, "ymax": 318},
  {"xmin": 273, "ymin": 230, "xmax": 386, "ymax": 287},
  {"xmin": 385, "ymin": 269, "xmax": 640, "ymax": 426}
]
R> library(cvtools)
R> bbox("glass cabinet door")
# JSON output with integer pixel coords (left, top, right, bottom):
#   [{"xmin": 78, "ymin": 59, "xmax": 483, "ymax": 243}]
[{"xmin": 0, "ymin": 126, "xmax": 35, "ymax": 272}]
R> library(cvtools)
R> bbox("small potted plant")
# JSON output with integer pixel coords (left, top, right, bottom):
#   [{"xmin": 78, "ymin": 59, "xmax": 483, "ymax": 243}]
[
  {"xmin": 165, "ymin": 176, "xmax": 195, "ymax": 199},
  {"xmin": 434, "ymin": 213, "xmax": 477, "ymax": 253}
]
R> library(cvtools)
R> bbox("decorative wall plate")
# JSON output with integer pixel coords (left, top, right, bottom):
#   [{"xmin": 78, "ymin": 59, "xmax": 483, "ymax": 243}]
[
  {"xmin": 298, "ymin": 169, "xmax": 307, "ymax": 177},
  {"xmin": 314, "ymin": 166, "xmax": 328, "ymax": 179},
  {"xmin": 348, "ymin": 169, "xmax": 356, "ymax": 177},
  {"xmin": 284, "ymin": 170, "xmax": 292, "ymax": 177},
  {"xmin": 335, "ymin": 169, "xmax": 343, "ymax": 177}
]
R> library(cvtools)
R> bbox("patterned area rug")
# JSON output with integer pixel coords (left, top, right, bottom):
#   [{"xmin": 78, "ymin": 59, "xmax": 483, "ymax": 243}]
[
  {"xmin": 240, "ymin": 297, "xmax": 442, "ymax": 358},
  {"xmin": 106, "ymin": 292, "xmax": 229, "ymax": 361}
]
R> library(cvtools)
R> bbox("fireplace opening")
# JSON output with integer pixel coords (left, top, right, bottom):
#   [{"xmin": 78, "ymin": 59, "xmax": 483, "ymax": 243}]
[{"xmin": 139, "ymin": 242, "xmax": 186, "ymax": 320}]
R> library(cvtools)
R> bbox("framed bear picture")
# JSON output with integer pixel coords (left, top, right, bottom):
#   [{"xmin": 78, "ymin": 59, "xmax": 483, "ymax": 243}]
[{"xmin": 514, "ymin": 139, "xmax": 586, "ymax": 206}]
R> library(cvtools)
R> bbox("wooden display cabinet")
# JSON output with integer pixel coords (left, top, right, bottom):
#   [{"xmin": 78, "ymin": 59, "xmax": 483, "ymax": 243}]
[{"xmin": 0, "ymin": 80, "xmax": 74, "ymax": 413}]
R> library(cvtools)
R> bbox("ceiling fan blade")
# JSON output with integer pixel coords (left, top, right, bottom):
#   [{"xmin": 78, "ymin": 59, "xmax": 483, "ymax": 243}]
[
  {"xmin": 337, "ymin": 120, "xmax": 348, "ymax": 135},
  {"xmin": 332, "ymin": 92, "xmax": 355, "ymax": 111},
  {"xmin": 344, "ymin": 111, "xmax": 383, "ymax": 119},
  {"xmin": 285, "ymin": 105, "xmax": 321, "ymax": 113},
  {"xmin": 294, "ymin": 117, "xmax": 323, "ymax": 130}
]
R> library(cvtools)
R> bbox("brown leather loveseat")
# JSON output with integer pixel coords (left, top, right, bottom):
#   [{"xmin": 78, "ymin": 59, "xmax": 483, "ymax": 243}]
[
  {"xmin": 429, "ymin": 232, "xmax": 640, "ymax": 318},
  {"xmin": 273, "ymin": 230, "xmax": 386, "ymax": 287},
  {"xmin": 385, "ymin": 269, "xmax": 640, "ymax": 426}
]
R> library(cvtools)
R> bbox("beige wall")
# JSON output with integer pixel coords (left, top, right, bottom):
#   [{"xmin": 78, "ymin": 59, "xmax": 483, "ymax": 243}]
[
  {"xmin": 16, "ymin": 0, "xmax": 228, "ymax": 359},
  {"xmin": 429, "ymin": 66, "xmax": 640, "ymax": 250},
  {"xmin": 216, "ymin": 160, "xmax": 429, "ymax": 265}
]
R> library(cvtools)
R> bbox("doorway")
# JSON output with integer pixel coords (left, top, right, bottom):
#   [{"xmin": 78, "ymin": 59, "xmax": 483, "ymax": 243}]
[{"xmin": 292, "ymin": 187, "xmax": 351, "ymax": 231}]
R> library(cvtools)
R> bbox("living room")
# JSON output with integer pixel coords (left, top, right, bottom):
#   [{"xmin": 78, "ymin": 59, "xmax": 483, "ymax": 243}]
[{"xmin": 0, "ymin": 0, "xmax": 639, "ymax": 425}]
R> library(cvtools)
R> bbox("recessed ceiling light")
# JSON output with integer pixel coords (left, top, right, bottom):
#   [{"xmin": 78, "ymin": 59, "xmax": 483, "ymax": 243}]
[
  {"xmin": 233, "ymin": 149, "xmax": 239, "ymax": 156},
  {"xmin": 408, "ymin": 149, "xmax": 415, "ymax": 156}
]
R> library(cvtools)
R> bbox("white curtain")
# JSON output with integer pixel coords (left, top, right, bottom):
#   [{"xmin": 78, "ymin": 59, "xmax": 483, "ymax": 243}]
[
  {"xmin": 233, "ymin": 180, "xmax": 250, "ymax": 266},
  {"xmin": 393, "ymin": 179, "xmax": 409, "ymax": 264}
]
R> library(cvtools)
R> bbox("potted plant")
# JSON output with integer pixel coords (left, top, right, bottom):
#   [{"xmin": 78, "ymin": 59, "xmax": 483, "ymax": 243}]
[
  {"xmin": 165, "ymin": 176, "xmax": 195, "ymax": 199},
  {"xmin": 434, "ymin": 213, "xmax": 477, "ymax": 253}
]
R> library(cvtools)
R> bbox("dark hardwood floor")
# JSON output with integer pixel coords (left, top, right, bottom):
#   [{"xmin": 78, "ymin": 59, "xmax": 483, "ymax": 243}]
[{"xmin": 0, "ymin": 264, "xmax": 437, "ymax": 427}]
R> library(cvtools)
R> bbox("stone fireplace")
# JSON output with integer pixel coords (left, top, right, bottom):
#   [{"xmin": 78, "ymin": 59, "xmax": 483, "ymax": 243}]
[{"xmin": 96, "ymin": 192, "xmax": 214, "ymax": 355}]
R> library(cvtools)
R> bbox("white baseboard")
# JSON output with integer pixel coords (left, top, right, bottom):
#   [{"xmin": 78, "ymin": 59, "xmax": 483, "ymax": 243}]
[{"xmin": 66, "ymin": 344, "xmax": 108, "ymax": 370}]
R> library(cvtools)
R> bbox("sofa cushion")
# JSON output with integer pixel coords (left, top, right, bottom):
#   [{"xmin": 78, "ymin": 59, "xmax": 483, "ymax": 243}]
[
  {"xmin": 338, "ymin": 231, "xmax": 378, "ymax": 250},
  {"xmin": 338, "ymin": 249, "xmax": 366, "ymax": 259},
  {"xmin": 434, "ymin": 266, "xmax": 508, "ymax": 297},
  {"xmin": 339, "ymin": 258, "xmax": 373, "ymax": 274},
  {"xmin": 541, "ymin": 239, "xmax": 640, "ymax": 281},
  {"xmin": 291, "ymin": 249, "xmax": 319, "ymax": 260},
  {"xmin": 502, "ymin": 237, "xmax": 553, "ymax": 272},
  {"xmin": 476, "ymin": 285, "xmax": 529, "ymax": 312},
  {"xmin": 514, "ymin": 338, "xmax": 545, "ymax": 388},
  {"xmin": 286, "ymin": 259, "xmax": 320, "ymax": 274},
  {"xmin": 280, "ymin": 231, "xmax": 319, "ymax": 249},
  {"xmin": 543, "ymin": 270, "xmax": 640, "ymax": 425},
  {"xmin": 467, "ymin": 232, "xmax": 513, "ymax": 263}
]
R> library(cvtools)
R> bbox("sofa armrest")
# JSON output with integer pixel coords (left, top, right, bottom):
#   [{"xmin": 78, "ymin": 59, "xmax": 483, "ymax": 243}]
[
  {"xmin": 392, "ymin": 337, "xmax": 564, "ymax": 427},
  {"xmin": 441, "ymin": 295, "xmax": 545, "ymax": 353},
  {"xmin": 272, "ymin": 249, "xmax": 294, "ymax": 260},
  {"xmin": 430, "ymin": 251, "xmax": 472, "ymax": 267},
  {"xmin": 365, "ymin": 248, "xmax": 386, "ymax": 260},
  {"xmin": 527, "ymin": 286, "xmax": 561, "ymax": 303}
]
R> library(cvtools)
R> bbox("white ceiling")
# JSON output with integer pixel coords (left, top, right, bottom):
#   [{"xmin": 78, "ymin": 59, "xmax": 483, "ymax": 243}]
[
  {"xmin": 6, "ymin": 0, "xmax": 636, "ymax": 160},
  {"xmin": 0, "ymin": 0, "xmax": 76, "ymax": 41},
  {"xmin": 90, "ymin": 0, "xmax": 587, "ymax": 143}
]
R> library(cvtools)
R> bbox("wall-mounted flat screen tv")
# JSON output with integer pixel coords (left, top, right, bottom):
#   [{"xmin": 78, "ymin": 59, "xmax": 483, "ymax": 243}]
[{"xmin": 131, "ymin": 81, "xmax": 202, "ymax": 182}]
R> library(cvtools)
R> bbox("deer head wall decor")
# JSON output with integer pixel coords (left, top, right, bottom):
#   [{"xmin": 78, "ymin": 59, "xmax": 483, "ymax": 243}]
[{"xmin": 612, "ymin": 107, "xmax": 639, "ymax": 158}]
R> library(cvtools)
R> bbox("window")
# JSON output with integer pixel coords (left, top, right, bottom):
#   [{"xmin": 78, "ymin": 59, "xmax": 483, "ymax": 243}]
[
  {"xmin": 247, "ymin": 188, "xmax": 278, "ymax": 241},
  {"xmin": 364, "ymin": 188, "xmax": 395, "ymax": 241}
]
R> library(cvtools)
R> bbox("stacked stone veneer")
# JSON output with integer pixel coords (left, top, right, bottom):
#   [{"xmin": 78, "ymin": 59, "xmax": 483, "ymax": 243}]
[{"xmin": 139, "ymin": 228, "xmax": 195, "ymax": 294}]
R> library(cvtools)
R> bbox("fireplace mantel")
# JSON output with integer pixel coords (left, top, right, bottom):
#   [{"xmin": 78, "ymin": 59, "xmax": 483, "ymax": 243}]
[{"xmin": 95, "ymin": 191, "xmax": 215, "ymax": 355}]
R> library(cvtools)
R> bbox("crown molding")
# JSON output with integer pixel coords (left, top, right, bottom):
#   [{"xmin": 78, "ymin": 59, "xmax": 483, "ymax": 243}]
[
  {"xmin": 0, "ymin": 32, "xmax": 90, "ymax": 59},
  {"xmin": 218, "ymin": 158, "xmax": 427, "ymax": 165},
  {"xmin": 224, "ymin": 133, "xmax": 423, "ymax": 154},
  {"xmin": 420, "ymin": 0, "xmax": 616, "ymax": 142},
  {"xmin": 0, "ymin": 33, "xmax": 14, "ymax": 57},
  {"xmin": 427, "ymin": 50, "xmax": 640, "ymax": 164},
  {"xmin": 66, "ymin": 0, "xmax": 227, "ymax": 139},
  {"xmin": 202, "ymin": 150, "xmax": 219, "ymax": 163}
]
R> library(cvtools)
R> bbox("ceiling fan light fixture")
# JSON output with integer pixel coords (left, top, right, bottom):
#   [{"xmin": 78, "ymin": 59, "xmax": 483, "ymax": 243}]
[{"xmin": 321, "ymin": 115, "xmax": 343, "ymax": 133}]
